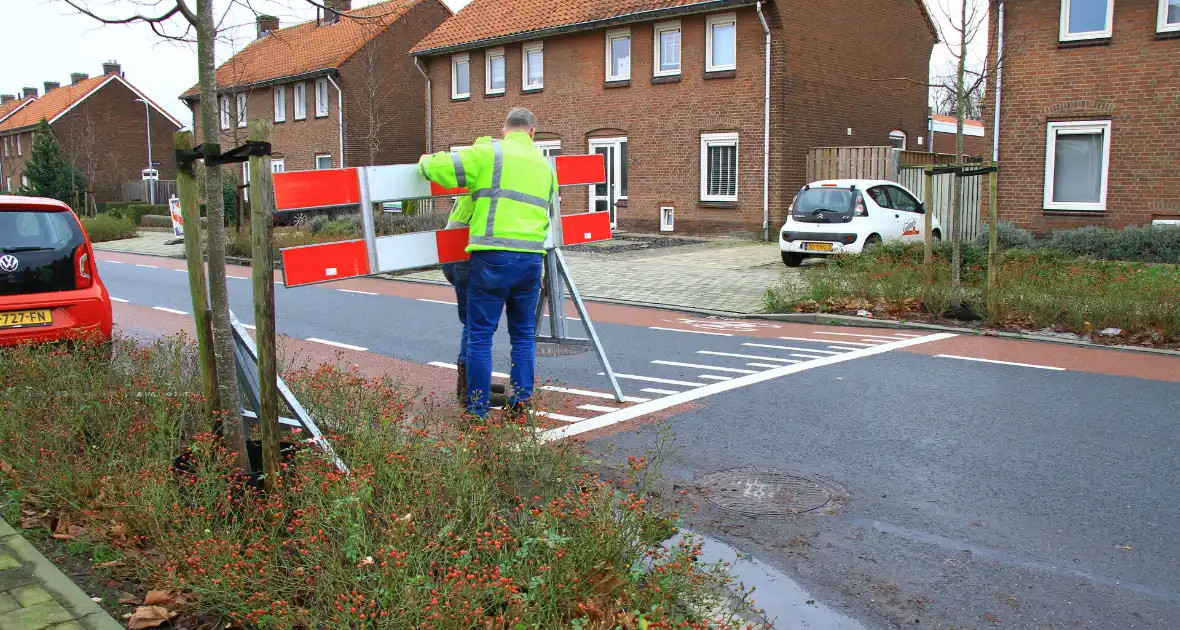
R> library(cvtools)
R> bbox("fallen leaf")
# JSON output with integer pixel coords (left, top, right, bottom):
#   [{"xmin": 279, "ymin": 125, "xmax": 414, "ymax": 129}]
[
  {"xmin": 128, "ymin": 606, "xmax": 177, "ymax": 629},
  {"xmin": 144, "ymin": 590, "xmax": 176, "ymax": 606},
  {"xmin": 1120, "ymin": 545, "xmax": 1132, "ymax": 551},
  {"xmin": 0, "ymin": 460, "xmax": 13, "ymax": 475},
  {"xmin": 118, "ymin": 592, "xmax": 141, "ymax": 605}
]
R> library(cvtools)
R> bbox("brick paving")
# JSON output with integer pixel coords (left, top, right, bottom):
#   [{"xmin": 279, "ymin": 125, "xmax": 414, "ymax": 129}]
[
  {"xmin": 0, "ymin": 520, "xmax": 121, "ymax": 630},
  {"xmin": 91, "ymin": 231, "xmax": 183, "ymax": 258}
]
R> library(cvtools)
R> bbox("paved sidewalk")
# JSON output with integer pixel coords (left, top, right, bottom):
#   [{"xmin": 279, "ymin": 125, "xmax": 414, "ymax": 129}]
[
  {"xmin": 91, "ymin": 232, "xmax": 183, "ymax": 258},
  {"xmin": 0, "ymin": 519, "xmax": 121, "ymax": 630}
]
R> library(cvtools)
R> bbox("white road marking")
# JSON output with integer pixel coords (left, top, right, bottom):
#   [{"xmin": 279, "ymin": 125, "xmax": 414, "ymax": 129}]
[
  {"xmin": 307, "ymin": 338, "xmax": 368, "ymax": 352},
  {"xmin": 418, "ymin": 298, "xmax": 458, "ymax": 305},
  {"xmin": 243, "ymin": 324, "xmax": 256, "ymax": 330},
  {"xmin": 338, "ymin": 289, "xmax": 378, "ymax": 296},
  {"xmin": 544, "ymin": 333, "xmax": 957, "ymax": 441},
  {"xmin": 640, "ymin": 388, "xmax": 680, "ymax": 396},
  {"xmin": 543, "ymin": 315, "xmax": 582, "ymax": 321},
  {"xmin": 110, "ymin": 297, "xmax": 130, "ymax": 303},
  {"xmin": 104, "ymin": 260, "xmax": 124, "ymax": 264},
  {"xmin": 697, "ymin": 350, "xmax": 798, "ymax": 363},
  {"xmin": 540, "ymin": 386, "xmax": 648, "ymax": 403},
  {"xmin": 699, "ymin": 375, "xmax": 733, "ymax": 381},
  {"xmin": 136, "ymin": 264, "xmax": 157, "ymax": 269},
  {"xmin": 228, "ymin": 276, "xmax": 249, "ymax": 280},
  {"xmin": 828, "ymin": 346, "xmax": 862, "ymax": 352},
  {"xmin": 813, "ymin": 331, "xmax": 906, "ymax": 341},
  {"xmin": 173, "ymin": 268, "xmax": 187, "ymax": 273},
  {"xmin": 651, "ymin": 360, "xmax": 756, "ymax": 374},
  {"xmin": 151, "ymin": 306, "xmax": 188, "ymax": 315},
  {"xmin": 789, "ymin": 354, "xmax": 828, "ymax": 360},
  {"xmin": 935, "ymin": 354, "xmax": 1065, "ymax": 371},
  {"xmin": 428, "ymin": 361, "xmax": 509, "ymax": 379},
  {"xmin": 779, "ymin": 336, "xmax": 875, "ymax": 347},
  {"xmin": 601, "ymin": 373, "xmax": 706, "ymax": 387},
  {"xmin": 577, "ymin": 404, "xmax": 619, "ymax": 413},
  {"xmin": 892, "ymin": 333, "xmax": 921, "ymax": 338},
  {"xmin": 536, "ymin": 411, "xmax": 586, "ymax": 422},
  {"xmin": 742, "ymin": 343, "xmax": 842, "ymax": 355},
  {"xmin": 747, "ymin": 362, "xmax": 791, "ymax": 368},
  {"xmin": 648, "ymin": 326, "xmax": 733, "ymax": 337}
]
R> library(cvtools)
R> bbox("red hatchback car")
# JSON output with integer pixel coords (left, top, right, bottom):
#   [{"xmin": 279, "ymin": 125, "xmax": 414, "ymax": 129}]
[{"xmin": 0, "ymin": 196, "xmax": 113, "ymax": 346}]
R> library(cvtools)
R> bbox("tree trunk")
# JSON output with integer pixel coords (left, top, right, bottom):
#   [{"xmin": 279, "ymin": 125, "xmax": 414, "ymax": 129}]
[
  {"xmin": 196, "ymin": 0, "xmax": 249, "ymax": 472},
  {"xmin": 950, "ymin": 0, "xmax": 969, "ymax": 305}
]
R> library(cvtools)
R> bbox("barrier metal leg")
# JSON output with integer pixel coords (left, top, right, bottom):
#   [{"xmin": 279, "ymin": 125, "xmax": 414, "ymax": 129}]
[{"xmin": 553, "ymin": 249, "xmax": 625, "ymax": 403}]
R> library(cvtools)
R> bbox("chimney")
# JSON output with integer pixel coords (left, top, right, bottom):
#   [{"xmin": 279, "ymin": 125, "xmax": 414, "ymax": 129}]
[
  {"xmin": 102, "ymin": 61, "xmax": 121, "ymax": 76},
  {"xmin": 22, "ymin": 87, "xmax": 38, "ymax": 99},
  {"xmin": 71, "ymin": 73, "xmax": 89, "ymax": 85},
  {"xmin": 43, "ymin": 81, "xmax": 60, "ymax": 94},
  {"xmin": 322, "ymin": 0, "xmax": 350, "ymax": 23},
  {"xmin": 256, "ymin": 15, "xmax": 279, "ymax": 39},
  {"xmin": 0, "ymin": 95, "xmax": 14, "ymax": 105}
]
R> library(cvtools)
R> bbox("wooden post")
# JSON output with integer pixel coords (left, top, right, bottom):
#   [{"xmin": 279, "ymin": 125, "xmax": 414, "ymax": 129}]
[
  {"xmin": 923, "ymin": 165, "xmax": 934, "ymax": 294},
  {"xmin": 987, "ymin": 164, "xmax": 999, "ymax": 316},
  {"xmin": 174, "ymin": 131, "xmax": 221, "ymax": 423},
  {"xmin": 247, "ymin": 119, "xmax": 281, "ymax": 491}
]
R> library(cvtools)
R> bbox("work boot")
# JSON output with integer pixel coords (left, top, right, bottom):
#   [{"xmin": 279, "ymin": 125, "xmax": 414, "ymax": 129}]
[
  {"xmin": 489, "ymin": 391, "xmax": 510, "ymax": 408},
  {"xmin": 456, "ymin": 363, "xmax": 467, "ymax": 403}
]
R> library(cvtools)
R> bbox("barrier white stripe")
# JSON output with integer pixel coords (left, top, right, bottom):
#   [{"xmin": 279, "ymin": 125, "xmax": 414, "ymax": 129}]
[
  {"xmin": 375, "ymin": 231, "xmax": 441, "ymax": 272},
  {"xmin": 652, "ymin": 360, "xmax": 756, "ymax": 374}
]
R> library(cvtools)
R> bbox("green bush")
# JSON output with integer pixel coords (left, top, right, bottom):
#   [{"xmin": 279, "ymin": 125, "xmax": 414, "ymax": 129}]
[
  {"xmin": 116, "ymin": 204, "xmax": 169, "ymax": 225},
  {"xmin": 1047, "ymin": 225, "xmax": 1180, "ymax": 264},
  {"xmin": 81, "ymin": 215, "xmax": 136, "ymax": 242},
  {"xmin": 382, "ymin": 211, "xmax": 448, "ymax": 234},
  {"xmin": 975, "ymin": 221, "xmax": 1036, "ymax": 249},
  {"xmin": 307, "ymin": 214, "xmax": 332, "ymax": 235}
]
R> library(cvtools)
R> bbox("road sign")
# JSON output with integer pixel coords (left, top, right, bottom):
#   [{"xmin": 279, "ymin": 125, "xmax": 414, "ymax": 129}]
[{"xmin": 168, "ymin": 195, "xmax": 183, "ymax": 238}]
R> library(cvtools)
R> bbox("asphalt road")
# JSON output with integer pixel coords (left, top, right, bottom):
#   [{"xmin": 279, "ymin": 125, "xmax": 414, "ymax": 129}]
[{"xmin": 95, "ymin": 253, "xmax": 1180, "ymax": 629}]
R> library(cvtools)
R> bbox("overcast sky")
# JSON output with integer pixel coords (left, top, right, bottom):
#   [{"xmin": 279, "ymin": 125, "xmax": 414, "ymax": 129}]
[{"xmin": 1, "ymin": 0, "xmax": 985, "ymax": 128}]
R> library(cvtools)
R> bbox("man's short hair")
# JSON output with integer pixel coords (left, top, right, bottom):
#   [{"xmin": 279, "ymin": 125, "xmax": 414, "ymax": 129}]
[{"xmin": 504, "ymin": 107, "xmax": 537, "ymax": 131}]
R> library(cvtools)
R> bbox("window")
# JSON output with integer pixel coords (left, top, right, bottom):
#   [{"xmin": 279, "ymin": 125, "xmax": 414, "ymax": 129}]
[
  {"xmin": 886, "ymin": 186, "xmax": 921, "ymax": 213},
  {"xmin": 4, "ymin": 177, "xmax": 9, "ymax": 192},
  {"xmin": 485, "ymin": 47, "xmax": 505, "ymax": 95},
  {"xmin": 1044, "ymin": 120, "xmax": 1111, "ymax": 211},
  {"xmin": 605, "ymin": 29, "xmax": 631, "ymax": 81},
  {"xmin": 271, "ymin": 159, "xmax": 285, "ymax": 173},
  {"xmin": 220, "ymin": 95, "xmax": 230, "ymax": 130},
  {"xmin": 535, "ymin": 140, "xmax": 562, "ymax": 159},
  {"xmin": 316, "ymin": 154, "xmax": 332, "ymax": 170},
  {"xmin": 1160, "ymin": 0, "xmax": 1180, "ymax": 32},
  {"xmin": 2, "ymin": 137, "xmax": 8, "ymax": 157},
  {"xmin": 867, "ymin": 186, "xmax": 892, "ymax": 208},
  {"xmin": 889, "ymin": 130, "xmax": 907, "ymax": 150},
  {"xmin": 17, "ymin": 133, "xmax": 22, "ymax": 156},
  {"xmin": 294, "ymin": 83, "xmax": 307, "ymax": 120},
  {"xmin": 706, "ymin": 13, "xmax": 737, "ymax": 71},
  {"xmin": 274, "ymin": 86, "xmax": 286, "ymax": 122},
  {"xmin": 700, "ymin": 132, "xmax": 738, "ymax": 201},
  {"xmin": 451, "ymin": 54, "xmax": 470, "ymax": 99},
  {"xmin": 315, "ymin": 78, "xmax": 329, "ymax": 117},
  {"xmin": 237, "ymin": 93, "xmax": 248, "ymax": 128},
  {"xmin": 653, "ymin": 21, "xmax": 681, "ymax": 77},
  {"xmin": 21, "ymin": 174, "xmax": 28, "ymax": 189},
  {"xmin": 522, "ymin": 41, "xmax": 544, "ymax": 90},
  {"xmin": 1060, "ymin": 0, "xmax": 1113, "ymax": 41}
]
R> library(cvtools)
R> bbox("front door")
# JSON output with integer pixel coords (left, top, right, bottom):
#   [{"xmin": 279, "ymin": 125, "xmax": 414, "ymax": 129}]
[{"xmin": 587, "ymin": 137, "xmax": 627, "ymax": 227}]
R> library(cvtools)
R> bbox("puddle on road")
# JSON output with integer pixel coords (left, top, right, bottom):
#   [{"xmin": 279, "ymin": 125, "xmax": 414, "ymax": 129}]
[{"xmin": 673, "ymin": 530, "xmax": 869, "ymax": 629}]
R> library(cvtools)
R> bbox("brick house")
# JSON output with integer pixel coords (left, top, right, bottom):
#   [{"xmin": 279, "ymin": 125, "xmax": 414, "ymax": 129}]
[
  {"xmin": 409, "ymin": 0, "xmax": 936, "ymax": 237},
  {"xmin": 986, "ymin": 0, "xmax": 1180, "ymax": 233},
  {"xmin": 180, "ymin": 0, "xmax": 451, "ymax": 183},
  {"xmin": 0, "ymin": 63, "xmax": 181, "ymax": 204},
  {"xmin": 928, "ymin": 114, "xmax": 987, "ymax": 157}
]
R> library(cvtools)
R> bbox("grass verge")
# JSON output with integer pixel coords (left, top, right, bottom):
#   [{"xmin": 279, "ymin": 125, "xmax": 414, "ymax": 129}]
[{"xmin": 82, "ymin": 214, "xmax": 138, "ymax": 243}]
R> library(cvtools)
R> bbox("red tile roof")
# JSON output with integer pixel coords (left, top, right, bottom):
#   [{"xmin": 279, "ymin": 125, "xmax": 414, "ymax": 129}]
[
  {"xmin": 0, "ymin": 75, "xmax": 111, "ymax": 132},
  {"xmin": 931, "ymin": 114, "xmax": 984, "ymax": 128},
  {"xmin": 0, "ymin": 97, "xmax": 33, "ymax": 124},
  {"xmin": 411, "ymin": 0, "xmax": 751, "ymax": 54},
  {"xmin": 181, "ymin": 0, "xmax": 430, "ymax": 98}
]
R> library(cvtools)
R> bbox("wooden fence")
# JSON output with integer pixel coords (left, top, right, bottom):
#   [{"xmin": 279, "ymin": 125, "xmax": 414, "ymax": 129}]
[
  {"xmin": 898, "ymin": 166, "xmax": 984, "ymax": 243},
  {"xmin": 122, "ymin": 180, "xmax": 178, "ymax": 203}
]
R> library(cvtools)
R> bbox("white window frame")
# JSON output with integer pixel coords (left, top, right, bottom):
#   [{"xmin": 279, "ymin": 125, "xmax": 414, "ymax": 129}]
[
  {"xmin": 484, "ymin": 47, "xmax": 506, "ymax": 95},
  {"xmin": 274, "ymin": 86, "xmax": 286, "ymax": 122},
  {"xmin": 605, "ymin": 28, "xmax": 631, "ymax": 82},
  {"xmin": 315, "ymin": 154, "xmax": 333, "ymax": 170},
  {"xmin": 21, "ymin": 174, "xmax": 29, "ymax": 189},
  {"xmin": 700, "ymin": 132, "xmax": 739, "ymax": 202},
  {"xmin": 706, "ymin": 13, "xmax": 738, "ymax": 72},
  {"xmin": 1043, "ymin": 120, "xmax": 1111, "ymax": 212},
  {"xmin": 293, "ymin": 83, "xmax": 307, "ymax": 120},
  {"xmin": 237, "ymin": 93, "xmax": 248, "ymax": 128},
  {"xmin": 889, "ymin": 130, "xmax": 907, "ymax": 150},
  {"xmin": 653, "ymin": 21, "xmax": 682, "ymax": 77},
  {"xmin": 451, "ymin": 53, "xmax": 471, "ymax": 99},
  {"xmin": 2, "ymin": 137, "xmax": 7, "ymax": 157},
  {"xmin": 315, "ymin": 78, "xmax": 329, "ymax": 117},
  {"xmin": 1059, "ymin": 0, "xmax": 1113, "ymax": 41},
  {"xmin": 220, "ymin": 95, "xmax": 230, "ymax": 130},
  {"xmin": 271, "ymin": 159, "xmax": 285, "ymax": 173},
  {"xmin": 535, "ymin": 139, "xmax": 561, "ymax": 159},
  {"xmin": 1160, "ymin": 0, "xmax": 1180, "ymax": 32},
  {"xmin": 522, "ymin": 41, "xmax": 544, "ymax": 90},
  {"xmin": 4, "ymin": 177, "xmax": 10, "ymax": 192}
]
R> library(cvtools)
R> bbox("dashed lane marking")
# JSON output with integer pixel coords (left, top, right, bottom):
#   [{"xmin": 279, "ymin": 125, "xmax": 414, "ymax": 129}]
[
  {"xmin": 577, "ymin": 404, "xmax": 619, "ymax": 413},
  {"xmin": 429, "ymin": 361, "xmax": 509, "ymax": 379},
  {"xmin": 104, "ymin": 260, "xmax": 125, "ymax": 264},
  {"xmin": 536, "ymin": 411, "xmax": 586, "ymax": 422},
  {"xmin": 136, "ymin": 264, "xmax": 157, "ymax": 269},
  {"xmin": 543, "ymin": 314, "xmax": 582, "ymax": 321},
  {"xmin": 243, "ymin": 324, "xmax": 256, "ymax": 330},
  {"xmin": 778, "ymin": 336, "xmax": 875, "ymax": 347},
  {"xmin": 813, "ymin": 331, "xmax": 904, "ymax": 341},
  {"xmin": 173, "ymin": 269, "xmax": 186, "ymax": 273},
  {"xmin": 338, "ymin": 289, "xmax": 378, "ymax": 296},
  {"xmin": 652, "ymin": 360, "xmax": 756, "ymax": 374},
  {"xmin": 601, "ymin": 372, "xmax": 706, "ymax": 387},
  {"xmin": 935, "ymin": 354, "xmax": 1065, "ymax": 371},
  {"xmin": 540, "ymin": 386, "xmax": 649, "ymax": 403},
  {"xmin": 697, "ymin": 350, "xmax": 798, "ymax": 363},
  {"xmin": 742, "ymin": 343, "xmax": 842, "ymax": 355},
  {"xmin": 699, "ymin": 375, "xmax": 733, "ymax": 381},
  {"xmin": 640, "ymin": 387, "xmax": 680, "ymax": 395},
  {"xmin": 151, "ymin": 306, "xmax": 188, "ymax": 315},
  {"xmin": 418, "ymin": 298, "xmax": 458, "ymax": 305},
  {"xmin": 110, "ymin": 297, "xmax": 130, "ymax": 303},
  {"xmin": 307, "ymin": 338, "xmax": 368, "ymax": 352},
  {"xmin": 545, "ymin": 334, "xmax": 957, "ymax": 441},
  {"xmin": 648, "ymin": 326, "xmax": 733, "ymax": 337}
]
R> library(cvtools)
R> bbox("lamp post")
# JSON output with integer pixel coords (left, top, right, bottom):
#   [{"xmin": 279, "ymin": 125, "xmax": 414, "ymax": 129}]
[{"xmin": 134, "ymin": 98, "xmax": 153, "ymax": 204}]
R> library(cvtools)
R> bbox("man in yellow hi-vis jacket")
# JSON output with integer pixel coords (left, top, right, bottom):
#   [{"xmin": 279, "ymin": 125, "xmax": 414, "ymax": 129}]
[{"xmin": 419, "ymin": 108, "xmax": 556, "ymax": 418}]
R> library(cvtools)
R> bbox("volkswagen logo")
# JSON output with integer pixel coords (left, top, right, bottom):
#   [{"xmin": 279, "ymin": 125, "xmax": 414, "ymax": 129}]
[{"xmin": 0, "ymin": 255, "xmax": 18, "ymax": 273}]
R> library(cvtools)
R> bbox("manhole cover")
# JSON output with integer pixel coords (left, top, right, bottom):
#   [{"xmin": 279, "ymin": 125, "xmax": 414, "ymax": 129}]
[
  {"xmin": 535, "ymin": 342, "xmax": 592, "ymax": 357},
  {"xmin": 698, "ymin": 469, "xmax": 842, "ymax": 517}
]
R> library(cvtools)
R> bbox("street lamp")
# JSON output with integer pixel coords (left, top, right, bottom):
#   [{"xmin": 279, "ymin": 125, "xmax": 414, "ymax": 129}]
[{"xmin": 134, "ymin": 98, "xmax": 154, "ymax": 204}]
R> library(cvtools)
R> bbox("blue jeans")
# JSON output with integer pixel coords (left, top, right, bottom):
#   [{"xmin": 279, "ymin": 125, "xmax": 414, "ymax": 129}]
[
  {"xmin": 466, "ymin": 250, "xmax": 544, "ymax": 417},
  {"xmin": 440, "ymin": 261, "xmax": 471, "ymax": 365}
]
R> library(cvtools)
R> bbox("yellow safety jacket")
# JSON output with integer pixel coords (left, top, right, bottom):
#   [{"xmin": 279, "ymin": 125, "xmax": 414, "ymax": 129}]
[{"xmin": 418, "ymin": 132, "xmax": 555, "ymax": 254}]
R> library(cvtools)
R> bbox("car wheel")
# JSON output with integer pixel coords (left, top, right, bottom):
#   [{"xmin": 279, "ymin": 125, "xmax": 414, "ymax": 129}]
[
  {"xmin": 864, "ymin": 234, "xmax": 883, "ymax": 250},
  {"xmin": 781, "ymin": 252, "xmax": 805, "ymax": 268},
  {"xmin": 931, "ymin": 229, "xmax": 942, "ymax": 241}
]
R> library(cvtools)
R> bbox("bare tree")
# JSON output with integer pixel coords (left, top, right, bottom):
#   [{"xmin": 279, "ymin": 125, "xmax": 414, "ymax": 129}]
[{"xmin": 930, "ymin": 65, "xmax": 986, "ymax": 120}]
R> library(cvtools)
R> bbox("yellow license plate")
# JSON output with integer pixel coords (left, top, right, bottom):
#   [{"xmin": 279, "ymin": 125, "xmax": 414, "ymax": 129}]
[
  {"xmin": 804, "ymin": 242, "xmax": 834, "ymax": 252},
  {"xmin": 0, "ymin": 310, "xmax": 53, "ymax": 329}
]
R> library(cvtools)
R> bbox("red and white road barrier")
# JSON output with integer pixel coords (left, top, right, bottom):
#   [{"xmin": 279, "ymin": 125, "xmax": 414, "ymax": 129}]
[{"xmin": 274, "ymin": 154, "xmax": 611, "ymax": 287}]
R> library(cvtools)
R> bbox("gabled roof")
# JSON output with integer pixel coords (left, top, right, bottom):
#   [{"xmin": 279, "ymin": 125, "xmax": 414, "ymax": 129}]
[
  {"xmin": 0, "ymin": 97, "xmax": 34, "ymax": 125},
  {"xmin": 181, "ymin": 0, "xmax": 431, "ymax": 99},
  {"xmin": 0, "ymin": 73, "xmax": 184, "ymax": 133},
  {"xmin": 931, "ymin": 114, "xmax": 984, "ymax": 128},
  {"xmin": 410, "ymin": 0, "xmax": 755, "ymax": 55}
]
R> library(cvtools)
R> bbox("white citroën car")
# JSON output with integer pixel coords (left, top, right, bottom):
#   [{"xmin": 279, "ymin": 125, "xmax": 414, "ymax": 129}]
[{"xmin": 778, "ymin": 179, "xmax": 942, "ymax": 267}]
